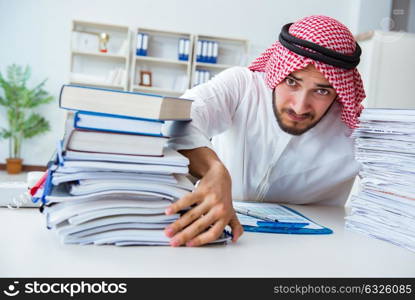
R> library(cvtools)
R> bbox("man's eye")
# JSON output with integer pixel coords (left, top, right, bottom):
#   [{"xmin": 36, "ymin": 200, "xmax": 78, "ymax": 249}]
[
  {"xmin": 316, "ymin": 89, "xmax": 329, "ymax": 95},
  {"xmin": 285, "ymin": 78, "xmax": 296, "ymax": 86}
]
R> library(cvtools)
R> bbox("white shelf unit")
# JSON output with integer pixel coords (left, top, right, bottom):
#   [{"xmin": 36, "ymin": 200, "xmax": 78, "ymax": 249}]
[
  {"xmin": 130, "ymin": 28, "xmax": 193, "ymax": 97},
  {"xmin": 191, "ymin": 34, "xmax": 249, "ymax": 87},
  {"xmin": 70, "ymin": 20, "xmax": 130, "ymax": 91}
]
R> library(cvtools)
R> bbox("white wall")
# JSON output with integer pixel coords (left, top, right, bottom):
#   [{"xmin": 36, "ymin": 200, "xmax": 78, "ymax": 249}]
[
  {"xmin": 408, "ymin": 0, "xmax": 415, "ymax": 32},
  {"xmin": 0, "ymin": 0, "xmax": 384, "ymax": 165},
  {"xmin": 354, "ymin": 0, "xmax": 393, "ymax": 33}
]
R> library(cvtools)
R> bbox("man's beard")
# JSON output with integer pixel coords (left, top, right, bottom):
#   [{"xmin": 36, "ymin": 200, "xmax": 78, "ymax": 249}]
[
  {"xmin": 275, "ymin": 108, "xmax": 318, "ymax": 135},
  {"xmin": 273, "ymin": 98, "xmax": 335, "ymax": 136}
]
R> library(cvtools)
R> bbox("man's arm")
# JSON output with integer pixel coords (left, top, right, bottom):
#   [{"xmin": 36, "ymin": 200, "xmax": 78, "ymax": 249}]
[{"xmin": 164, "ymin": 146, "xmax": 244, "ymax": 247}]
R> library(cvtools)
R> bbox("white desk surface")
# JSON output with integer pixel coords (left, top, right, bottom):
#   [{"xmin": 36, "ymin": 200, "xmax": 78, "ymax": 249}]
[{"xmin": 1, "ymin": 205, "xmax": 414, "ymax": 277}]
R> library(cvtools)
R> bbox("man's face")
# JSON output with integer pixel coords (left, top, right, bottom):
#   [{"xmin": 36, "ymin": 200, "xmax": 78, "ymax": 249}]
[{"xmin": 273, "ymin": 64, "xmax": 337, "ymax": 135}]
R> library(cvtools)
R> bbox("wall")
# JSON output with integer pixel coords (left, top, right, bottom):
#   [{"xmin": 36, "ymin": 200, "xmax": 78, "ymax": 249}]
[
  {"xmin": 408, "ymin": 0, "xmax": 415, "ymax": 32},
  {"xmin": 0, "ymin": 0, "xmax": 383, "ymax": 165},
  {"xmin": 353, "ymin": 0, "xmax": 393, "ymax": 33}
]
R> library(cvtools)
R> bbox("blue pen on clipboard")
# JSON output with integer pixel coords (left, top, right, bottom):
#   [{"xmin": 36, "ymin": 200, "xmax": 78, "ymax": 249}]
[
  {"xmin": 235, "ymin": 207, "xmax": 310, "ymax": 228},
  {"xmin": 235, "ymin": 207, "xmax": 280, "ymax": 222}
]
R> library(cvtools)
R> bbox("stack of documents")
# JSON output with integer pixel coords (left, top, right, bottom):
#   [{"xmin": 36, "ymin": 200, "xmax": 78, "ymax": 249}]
[
  {"xmin": 345, "ymin": 108, "xmax": 415, "ymax": 252},
  {"xmin": 33, "ymin": 85, "xmax": 230, "ymax": 246}
]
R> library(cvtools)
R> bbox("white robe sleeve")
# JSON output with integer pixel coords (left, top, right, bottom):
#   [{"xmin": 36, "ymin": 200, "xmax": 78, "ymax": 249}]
[{"xmin": 165, "ymin": 67, "xmax": 249, "ymax": 151}]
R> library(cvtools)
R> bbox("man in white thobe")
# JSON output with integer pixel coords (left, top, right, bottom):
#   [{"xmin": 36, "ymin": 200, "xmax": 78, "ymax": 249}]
[{"xmin": 163, "ymin": 15, "xmax": 366, "ymax": 247}]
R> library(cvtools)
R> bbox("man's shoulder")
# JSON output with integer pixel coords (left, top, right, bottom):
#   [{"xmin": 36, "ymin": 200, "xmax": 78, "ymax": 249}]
[{"xmin": 220, "ymin": 66, "xmax": 266, "ymax": 89}]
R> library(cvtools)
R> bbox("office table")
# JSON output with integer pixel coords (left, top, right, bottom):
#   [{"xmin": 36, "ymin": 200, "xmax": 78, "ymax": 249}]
[{"xmin": 1, "ymin": 205, "xmax": 414, "ymax": 277}]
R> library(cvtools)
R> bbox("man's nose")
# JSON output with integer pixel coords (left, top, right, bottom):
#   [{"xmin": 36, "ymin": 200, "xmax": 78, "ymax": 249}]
[{"xmin": 291, "ymin": 92, "xmax": 310, "ymax": 115}]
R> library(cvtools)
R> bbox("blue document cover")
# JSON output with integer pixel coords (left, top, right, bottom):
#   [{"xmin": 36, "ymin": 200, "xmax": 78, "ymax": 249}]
[
  {"xmin": 234, "ymin": 201, "xmax": 333, "ymax": 235},
  {"xmin": 73, "ymin": 111, "xmax": 165, "ymax": 137}
]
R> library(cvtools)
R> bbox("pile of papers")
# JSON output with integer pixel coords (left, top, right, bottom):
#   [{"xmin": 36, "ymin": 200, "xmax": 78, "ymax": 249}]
[
  {"xmin": 345, "ymin": 108, "xmax": 415, "ymax": 252},
  {"xmin": 33, "ymin": 85, "xmax": 230, "ymax": 246},
  {"xmin": 43, "ymin": 146, "xmax": 196, "ymax": 246}
]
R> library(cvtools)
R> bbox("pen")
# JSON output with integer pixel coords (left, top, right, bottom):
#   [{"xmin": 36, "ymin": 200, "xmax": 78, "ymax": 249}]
[
  {"xmin": 29, "ymin": 171, "xmax": 48, "ymax": 197},
  {"xmin": 235, "ymin": 207, "xmax": 279, "ymax": 222}
]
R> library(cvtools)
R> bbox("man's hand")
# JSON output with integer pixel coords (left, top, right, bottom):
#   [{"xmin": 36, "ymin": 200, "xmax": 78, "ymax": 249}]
[{"xmin": 164, "ymin": 162, "xmax": 243, "ymax": 247}]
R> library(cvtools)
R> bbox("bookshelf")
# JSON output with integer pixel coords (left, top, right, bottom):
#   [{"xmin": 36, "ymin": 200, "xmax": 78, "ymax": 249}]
[
  {"xmin": 191, "ymin": 34, "xmax": 249, "ymax": 87},
  {"xmin": 69, "ymin": 21, "xmax": 250, "ymax": 96},
  {"xmin": 70, "ymin": 20, "xmax": 130, "ymax": 91},
  {"xmin": 130, "ymin": 28, "xmax": 193, "ymax": 97}
]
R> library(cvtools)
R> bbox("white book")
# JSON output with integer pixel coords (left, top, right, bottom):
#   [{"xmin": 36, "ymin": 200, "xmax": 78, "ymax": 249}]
[
  {"xmin": 46, "ymin": 185, "xmax": 175, "ymax": 204},
  {"xmin": 62, "ymin": 228, "xmax": 231, "ymax": 246},
  {"xmin": 56, "ymin": 160, "xmax": 189, "ymax": 175},
  {"xmin": 64, "ymin": 147, "xmax": 189, "ymax": 166},
  {"xmin": 69, "ymin": 176, "xmax": 192, "ymax": 199},
  {"xmin": 77, "ymin": 174, "xmax": 193, "ymax": 191},
  {"xmin": 67, "ymin": 207, "xmax": 178, "ymax": 226},
  {"xmin": 61, "ymin": 222, "xmax": 169, "ymax": 239},
  {"xmin": 62, "ymin": 229, "xmax": 170, "ymax": 245},
  {"xmin": 66, "ymin": 129, "xmax": 168, "ymax": 157},
  {"xmin": 52, "ymin": 171, "xmax": 176, "ymax": 186},
  {"xmin": 57, "ymin": 214, "xmax": 179, "ymax": 236},
  {"xmin": 114, "ymin": 237, "xmax": 231, "ymax": 246},
  {"xmin": 45, "ymin": 200, "xmax": 170, "ymax": 227}
]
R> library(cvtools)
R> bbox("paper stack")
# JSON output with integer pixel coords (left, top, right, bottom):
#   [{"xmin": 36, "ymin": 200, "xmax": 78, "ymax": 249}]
[
  {"xmin": 34, "ymin": 85, "xmax": 230, "ymax": 246},
  {"xmin": 345, "ymin": 108, "xmax": 415, "ymax": 252}
]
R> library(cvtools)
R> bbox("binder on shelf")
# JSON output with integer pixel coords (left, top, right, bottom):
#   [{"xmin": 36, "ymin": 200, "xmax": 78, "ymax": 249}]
[
  {"xmin": 196, "ymin": 40, "xmax": 218, "ymax": 64},
  {"xmin": 207, "ymin": 41, "xmax": 213, "ymax": 63},
  {"xmin": 196, "ymin": 40, "xmax": 202, "ymax": 62},
  {"xmin": 194, "ymin": 69, "xmax": 210, "ymax": 86},
  {"xmin": 184, "ymin": 39, "xmax": 190, "ymax": 61},
  {"xmin": 178, "ymin": 38, "xmax": 190, "ymax": 61},
  {"xmin": 212, "ymin": 41, "xmax": 218, "ymax": 64},
  {"xmin": 202, "ymin": 40, "xmax": 208, "ymax": 63},
  {"xmin": 178, "ymin": 38, "xmax": 184, "ymax": 61},
  {"xmin": 136, "ymin": 33, "xmax": 143, "ymax": 56},
  {"xmin": 136, "ymin": 33, "xmax": 148, "ymax": 56}
]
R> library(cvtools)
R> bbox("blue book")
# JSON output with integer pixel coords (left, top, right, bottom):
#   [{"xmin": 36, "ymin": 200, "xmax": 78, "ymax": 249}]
[
  {"xmin": 59, "ymin": 85, "xmax": 193, "ymax": 121},
  {"xmin": 234, "ymin": 201, "xmax": 333, "ymax": 235},
  {"xmin": 74, "ymin": 111, "xmax": 164, "ymax": 137}
]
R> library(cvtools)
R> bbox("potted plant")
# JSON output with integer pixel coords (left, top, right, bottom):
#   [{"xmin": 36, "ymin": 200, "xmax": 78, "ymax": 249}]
[{"xmin": 0, "ymin": 64, "xmax": 53, "ymax": 174}]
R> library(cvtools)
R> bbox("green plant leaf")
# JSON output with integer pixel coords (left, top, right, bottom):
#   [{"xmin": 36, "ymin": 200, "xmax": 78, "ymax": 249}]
[
  {"xmin": 0, "ymin": 64, "xmax": 52, "ymax": 158},
  {"xmin": 22, "ymin": 113, "xmax": 50, "ymax": 139},
  {"xmin": 0, "ymin": 128, "xmax": 11, "ymax": 139}
]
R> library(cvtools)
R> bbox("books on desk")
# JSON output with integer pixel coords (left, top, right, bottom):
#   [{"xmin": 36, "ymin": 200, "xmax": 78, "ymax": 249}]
[
  {"xmin": 234, "ymin": 201, "xmax": 333, "ymax": 234},
  {"xmin": 60, "ymin": 85, "xmax": 193, "ymax": 120},
  {"xmin": 345, "ymin": 108, "xmax": 415, "ymax": 252},
  {"xmin": 33, "ymin": 85, "xmax": 231, "ymax": 246}
]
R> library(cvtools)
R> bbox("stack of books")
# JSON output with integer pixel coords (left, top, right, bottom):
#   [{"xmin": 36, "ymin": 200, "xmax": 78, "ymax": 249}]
[
  {"xmin": 34, "ymin": 85, "xmax": 230, "ymax": 246},
  {"xmin": 345, "ymin": 108, "xmax": 415, "ymax": 252}
]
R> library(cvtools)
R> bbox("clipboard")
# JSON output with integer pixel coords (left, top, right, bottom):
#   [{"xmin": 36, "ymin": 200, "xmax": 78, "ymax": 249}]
[{"xmin": 234, "ymin": 201, "xmax": 333, "ymax": 235}]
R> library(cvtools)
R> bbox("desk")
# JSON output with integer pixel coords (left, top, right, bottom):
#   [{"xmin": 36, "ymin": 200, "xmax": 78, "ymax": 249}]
[{"xmin": 1, "ymin": 205, "xmax": 414, "ymax": 277}]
